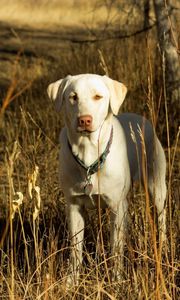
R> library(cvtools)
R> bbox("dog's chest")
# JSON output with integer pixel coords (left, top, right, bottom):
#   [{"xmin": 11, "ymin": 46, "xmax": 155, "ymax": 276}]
[
  {"xmin": 70, "ymin": 171, "xmax": 102, "ymax": 196},
  {"xmin": 61, "ymin": 156, "xmax": 113, "ymax": 194},
  {"xmin": 60, "ymin": 139, "xmax": 114, "ymax": 194}
]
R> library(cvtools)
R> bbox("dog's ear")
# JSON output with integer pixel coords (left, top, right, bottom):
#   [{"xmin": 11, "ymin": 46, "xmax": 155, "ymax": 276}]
[
  {"xmin": 47, "ymin": 76, "xmax": 71, "ymax": 111},
  {"xmin": 102, "ymin": 75, "xmax": 127, "ymax": 115}
]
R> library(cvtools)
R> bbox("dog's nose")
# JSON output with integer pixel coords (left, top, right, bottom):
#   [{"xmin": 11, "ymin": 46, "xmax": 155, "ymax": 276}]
[{"xmin": 78, "ymin": 115, "xmax": 93, "ymax": 129}]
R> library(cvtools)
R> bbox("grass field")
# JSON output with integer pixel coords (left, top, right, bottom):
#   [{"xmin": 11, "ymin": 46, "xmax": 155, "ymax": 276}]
[
  {"xmin": 0, "ymin": 0, "xmax": 125, "ymax": 30},
  {"xmin": 0, "ymin": 0, "xmax": 179, "ymax": 299}
]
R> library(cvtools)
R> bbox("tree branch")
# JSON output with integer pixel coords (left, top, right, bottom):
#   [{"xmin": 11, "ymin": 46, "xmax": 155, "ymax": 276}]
[{"xmin": 71, "ymin": 23, "xmax": 156, "ymax": 44}]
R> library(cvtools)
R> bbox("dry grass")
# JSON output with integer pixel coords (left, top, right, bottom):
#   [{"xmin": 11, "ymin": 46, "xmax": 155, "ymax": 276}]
[
  {"xmin": 0, "ymin": 1, "xmax": 180, "ymax": 299},
  {"xmin": 0, "ymin": 0, "xmax": 120, "ymax": 30}
]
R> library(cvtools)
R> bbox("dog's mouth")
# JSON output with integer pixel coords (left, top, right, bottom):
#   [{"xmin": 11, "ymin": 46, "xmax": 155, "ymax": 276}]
[{"xmin": 77, "ymin": 128, "xmax": 93, "ymax": 135}]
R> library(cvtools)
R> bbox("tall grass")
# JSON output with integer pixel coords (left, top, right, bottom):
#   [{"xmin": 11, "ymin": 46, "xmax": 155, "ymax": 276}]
[{"xmin": 0, "ymin": 19, "xmax": 179, "ymax": 300}]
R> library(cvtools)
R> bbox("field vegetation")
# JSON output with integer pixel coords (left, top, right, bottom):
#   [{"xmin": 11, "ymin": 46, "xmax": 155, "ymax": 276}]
[{"xmin": 0, "ymin": 0, "xmax": 179, "ymax": 299}]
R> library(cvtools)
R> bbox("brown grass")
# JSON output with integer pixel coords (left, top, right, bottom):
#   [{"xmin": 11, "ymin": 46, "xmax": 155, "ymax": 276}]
[
  {"xmin": 0, "ymin": 0, "xmax": 119, "ymax": 30},
  {"xmin": 0, "ymin": 1, "xmax": 179, "ymax": 299}
]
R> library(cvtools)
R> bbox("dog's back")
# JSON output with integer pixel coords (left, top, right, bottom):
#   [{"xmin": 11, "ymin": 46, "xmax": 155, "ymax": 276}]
[{"xmin": 117, "ymin": 113, "xmax": 164, "ymax": 182}]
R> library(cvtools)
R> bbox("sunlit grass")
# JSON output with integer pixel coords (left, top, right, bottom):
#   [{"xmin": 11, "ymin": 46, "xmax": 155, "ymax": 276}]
[
  {"xmin": 0, "ymin": 0, "xmax": 117, "ymax": 30},
  {"xmin": 0, "ymin": 1, "xmax": 179, "ymax": 298}
]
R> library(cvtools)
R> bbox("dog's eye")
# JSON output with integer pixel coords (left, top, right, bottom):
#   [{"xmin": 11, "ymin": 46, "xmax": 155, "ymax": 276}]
[
  {"xmin": 94, "ymin": 94, "xmax": 103, "ymax": 100},
  {"xmin": 70, "ymin": 93, "xmax": 78, "ymax": 102}
]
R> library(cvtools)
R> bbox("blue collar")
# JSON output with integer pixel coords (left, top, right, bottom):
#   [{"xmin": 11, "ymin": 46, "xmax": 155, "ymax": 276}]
[{"xmin": 68, "ymin": 126, "xmax": 113, "ymax": 176}]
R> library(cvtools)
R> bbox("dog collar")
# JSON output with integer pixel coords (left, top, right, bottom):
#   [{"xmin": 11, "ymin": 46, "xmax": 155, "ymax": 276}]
[
  {"xmin": 68, "ymin": 126, "xmax": 113, "ymax": 174},
  {"xmin": 68, "ymin": 126, "xmax": 113, "ymax": 195}
]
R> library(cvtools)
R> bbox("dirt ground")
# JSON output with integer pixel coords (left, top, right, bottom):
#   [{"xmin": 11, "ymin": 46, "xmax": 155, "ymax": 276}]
[{"xmin": 0, "ymin": 21, "xmax": 81, "ymax": 86}]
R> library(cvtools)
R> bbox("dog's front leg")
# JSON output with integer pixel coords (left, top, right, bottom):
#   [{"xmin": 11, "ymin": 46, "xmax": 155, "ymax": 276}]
[
  {"xmin": 66, "ymin": 201, "xmax": 84, "ymax": 286},
  {"xmin": 110, "ymin": 198, "xmax": 128, "ymax": 280}
]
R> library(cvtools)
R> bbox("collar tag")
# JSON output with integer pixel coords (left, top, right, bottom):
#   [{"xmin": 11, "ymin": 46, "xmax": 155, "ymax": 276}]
[{"xmin": 84, "ymin": 168, "xmax": 93, "ymax": 195}]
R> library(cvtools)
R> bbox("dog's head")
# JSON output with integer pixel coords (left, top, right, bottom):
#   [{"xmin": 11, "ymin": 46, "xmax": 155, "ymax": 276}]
[{"xmin": 47, "ymin": 74, "xmax": 127, "ymax": 134}]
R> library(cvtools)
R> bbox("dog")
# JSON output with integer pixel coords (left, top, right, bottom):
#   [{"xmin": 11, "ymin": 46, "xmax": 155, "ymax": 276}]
[{"xmin": 47, "ymin": 74, "xmax": 166, "ymax": 283}]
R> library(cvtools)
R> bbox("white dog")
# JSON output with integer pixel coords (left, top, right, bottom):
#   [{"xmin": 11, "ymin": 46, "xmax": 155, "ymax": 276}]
[{"xmin": 47, "ymin": 74, "xmax": 166, "ymax": 283}]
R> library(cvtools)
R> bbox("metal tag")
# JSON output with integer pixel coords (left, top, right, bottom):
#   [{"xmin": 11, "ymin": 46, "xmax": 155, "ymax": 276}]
[{"xmin": 84, "ymin": 183, "xmax": 93, "ymax": 195}]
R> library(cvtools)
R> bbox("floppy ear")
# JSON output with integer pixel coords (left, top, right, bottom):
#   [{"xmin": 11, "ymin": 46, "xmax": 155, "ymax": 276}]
[
  {"xmin": 47, "ymin": 75, "xmax": 71, "ymax": 111},
  {"xmin": 102, "ymin": 75, "xmax": 127, "ymax": 115}
]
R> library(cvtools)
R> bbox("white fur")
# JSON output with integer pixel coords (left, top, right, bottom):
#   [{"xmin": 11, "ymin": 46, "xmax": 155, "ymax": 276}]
[{"xmin": 47, "ymin": 74, "xmax": 166, "ymax": 284}]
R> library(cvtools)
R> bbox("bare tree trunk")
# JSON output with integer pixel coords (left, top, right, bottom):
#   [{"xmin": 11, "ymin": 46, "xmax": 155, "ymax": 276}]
[{"xmin": 153, "ymin": 0, "xmax": 180, "ymax": 104}]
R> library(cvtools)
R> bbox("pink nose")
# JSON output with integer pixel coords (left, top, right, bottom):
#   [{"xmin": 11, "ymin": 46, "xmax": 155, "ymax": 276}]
[{"xmin": 78, "ymin": 115, "xmax": 93, "ymax": 129}]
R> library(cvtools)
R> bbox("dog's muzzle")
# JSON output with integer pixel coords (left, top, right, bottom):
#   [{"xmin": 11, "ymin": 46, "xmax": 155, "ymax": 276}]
[{"xmin": 77, "ymin": 115, "xmax": 93, "ymax": 132}]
